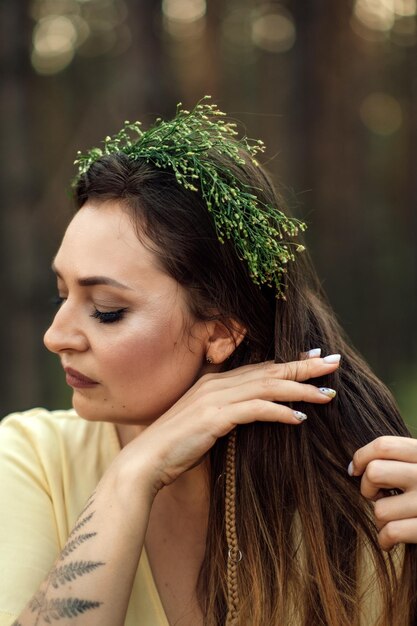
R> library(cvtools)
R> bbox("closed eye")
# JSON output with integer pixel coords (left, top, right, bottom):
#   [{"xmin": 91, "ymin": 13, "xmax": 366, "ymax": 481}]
[{"xmin": 90, "ymin": 308, "xmax": 128, "ymax": 324}]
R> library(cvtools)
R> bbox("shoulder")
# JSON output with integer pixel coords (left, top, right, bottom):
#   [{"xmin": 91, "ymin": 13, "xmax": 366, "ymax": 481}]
[
  {"xmin": 0, "ymin": 407, "xmax": 121, "ymax": 530},
  {"xmin": 0, "ymin": 407, "xmax": 120, "ymax": 480},
  {"xmin": 1, "ymin": 406, "xmax": 116, "ymax": 445},
  {"xmin": 2, "ymin": 405, "xmax": 93, "ymax": 432},
  {"xmin": 0, "ymin": 407, "xmax": 76, "ymax": 460}
]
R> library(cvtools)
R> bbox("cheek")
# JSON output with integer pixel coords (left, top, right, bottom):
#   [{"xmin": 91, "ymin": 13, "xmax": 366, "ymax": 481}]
[
  {"xmin": 98, "ymin": 326, "xmax": 169, "ymax": 375},
  {"xmin": 96, "ymin": 315, "xmax": 202, "ymax": 388},
  {"xmin": 76, "ymin": 314, "xmax": 205, "ymax": 423}
]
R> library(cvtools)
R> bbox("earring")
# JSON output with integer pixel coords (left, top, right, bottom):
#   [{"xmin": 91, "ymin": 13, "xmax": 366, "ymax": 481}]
[{"xmin": 206, "ymin": 355, "xmax": 213, "ymax": 364}]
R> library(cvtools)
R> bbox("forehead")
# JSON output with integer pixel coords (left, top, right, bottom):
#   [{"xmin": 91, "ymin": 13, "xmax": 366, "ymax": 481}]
[{"xmin": 54, "ymin": 201, "xmax": 160, "ymax": 281}]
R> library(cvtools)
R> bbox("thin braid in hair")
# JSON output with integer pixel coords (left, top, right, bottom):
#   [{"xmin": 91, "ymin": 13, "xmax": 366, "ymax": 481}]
[{"xmin": 225, "ymin": 428, "xmax": 241, "ymax": 625}]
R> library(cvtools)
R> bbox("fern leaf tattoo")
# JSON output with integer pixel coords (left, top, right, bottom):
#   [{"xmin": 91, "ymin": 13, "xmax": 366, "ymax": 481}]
[
  {"xmin": 50, "ymin": 560, "xmax": 105, "ymax": 588},
  {"xmin": 68, "ymin": 511, "xmax": 94, "ymax": 537},
  {"xmin": 29, "ymin": 589, "xmax": 46, "ymax": 612},
  {"xmin": 79, "ymin": 493, "xmax": 95, "ymax": 517},
  {"xmin": 41, "ymin": 598, "xmax": 102, "ymax": 623},
  {"xmin": 60, "ymin": 532, "xmax": 97, "ymax": 559}
]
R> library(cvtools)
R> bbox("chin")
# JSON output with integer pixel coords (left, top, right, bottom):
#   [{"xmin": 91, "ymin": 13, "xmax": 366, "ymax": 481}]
[
  {"xmin": 72, "ymin": 395, "xmax": 158, "ymax": 425},
  {"xmin": 71, "ymin": 394, "xmax": 113, "ymax": 422}
]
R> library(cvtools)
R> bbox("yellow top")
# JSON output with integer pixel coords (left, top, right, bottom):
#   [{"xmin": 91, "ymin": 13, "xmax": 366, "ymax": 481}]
[
  {"xmin": 0, "ymin": 408, "xmax": 169, "ymax": 626},
  {"xmin": 0, "ymin": 408, "xmax": 397, "ymax": 626}
]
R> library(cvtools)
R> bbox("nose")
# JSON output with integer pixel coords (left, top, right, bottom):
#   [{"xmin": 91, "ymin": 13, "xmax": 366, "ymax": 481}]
[{"xmin": 44, "ymin": 301, "xmax": 89, "ymax": 354}]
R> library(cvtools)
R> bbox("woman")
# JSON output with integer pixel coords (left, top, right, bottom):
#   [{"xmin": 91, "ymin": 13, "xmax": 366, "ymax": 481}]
[{"xmin": 1, "ymin": 99, "xmax": 417, "ymax": 626}]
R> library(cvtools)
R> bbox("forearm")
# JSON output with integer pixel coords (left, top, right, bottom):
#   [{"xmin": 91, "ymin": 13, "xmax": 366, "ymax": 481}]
[{"xmin": 14, "ymin": 465, "xmax": 153, "ymax": 626}]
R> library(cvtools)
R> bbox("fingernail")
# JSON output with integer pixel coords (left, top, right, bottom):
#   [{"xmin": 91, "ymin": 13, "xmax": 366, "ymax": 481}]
[
  {"xmin": 293, "ymin": 410, "xmax": 307, "ymax": 422},
  {"xmin": 347, "ymin": 461, "xmax": 354, "ymax": 476},
  {"xmin": 323, "ymin": 354, "xmax": 341, "ymax": 364},
  {"xmin": 319, "ymin": 387, "xmax": 336, "ymax": 398},
  {"xmin": 307, "ymin": 348, "xmax": 321, "ymax": 358}
]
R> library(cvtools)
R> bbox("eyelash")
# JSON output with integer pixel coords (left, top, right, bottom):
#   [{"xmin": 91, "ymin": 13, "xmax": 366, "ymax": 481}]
[
  {"xmin": 52, "ymin": 296, "xmax": 127, "ymax": 325},
  {"xmin": 51, "ymin": 295, "xmax": 65, "ymax": 308},
  {"xmin": 90, "ymin": 308, "xmax": 127, "ymax": 324}
]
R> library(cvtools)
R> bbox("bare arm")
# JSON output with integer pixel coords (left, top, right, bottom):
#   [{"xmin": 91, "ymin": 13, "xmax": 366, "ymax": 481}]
[{"xmin": 14, "ymin": 460, "xmax": 155, "ymax": 626}]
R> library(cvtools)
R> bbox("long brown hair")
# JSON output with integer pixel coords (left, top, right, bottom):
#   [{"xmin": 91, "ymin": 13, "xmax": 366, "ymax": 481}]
[{"xmin": 75, "ymin": 146, "xmax": 417, "ymax": 625}]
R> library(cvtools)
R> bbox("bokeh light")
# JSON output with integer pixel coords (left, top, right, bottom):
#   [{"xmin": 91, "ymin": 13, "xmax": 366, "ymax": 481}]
[
  {"xmin": 162, "ymin": 0, "xmax": 207, "ymax": 40},
  {"xmin": 360, "ymin": 92, "xmax": 403, "ymax": 135},
  {"xmin": 354, "ymin": 0, "xmax": 396, "ymax": 32},
  {"xmin": 32, "ymin": 16, "xmax": 78, "ymax": 74},
  {"xmin": 162, "ymin": 0, "xmax": 206, "ymax": 23},
  {"xmin": 352, "ymin": 0, "xmax": 416, "ymax": 41},
  {"xmin": 30, "ymin": 0, "xmax": 130, "ymax": 74},
  {"xmin": 251, "ymin": 6, "xmax": 296, "ymax": 53},
  {"xmin": 389, "ymin": 0, "xmax": 417, "ymax": 17}
]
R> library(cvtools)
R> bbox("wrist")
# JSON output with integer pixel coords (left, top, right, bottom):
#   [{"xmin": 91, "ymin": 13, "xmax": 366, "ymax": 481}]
[{"xmin": 102, "ymin": 450, "xmax": 161, "ymax": 511}]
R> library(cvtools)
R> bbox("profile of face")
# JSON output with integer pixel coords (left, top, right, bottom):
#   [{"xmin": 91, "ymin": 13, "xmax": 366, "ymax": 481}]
[{"xmin": 44, "ymin": 201, "xmax": 211, "ymax": 425}]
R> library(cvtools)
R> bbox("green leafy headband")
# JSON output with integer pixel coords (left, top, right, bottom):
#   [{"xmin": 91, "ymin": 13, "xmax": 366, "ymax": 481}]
[{"xmin": 73, "ymin": 96, "xmax": 306, "ymax": 297}]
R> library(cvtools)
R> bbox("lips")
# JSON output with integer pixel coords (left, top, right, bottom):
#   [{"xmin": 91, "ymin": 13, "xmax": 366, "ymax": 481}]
[{"xmin": 64, "ymin": 367, "xmax": 98, "ymax": 388}]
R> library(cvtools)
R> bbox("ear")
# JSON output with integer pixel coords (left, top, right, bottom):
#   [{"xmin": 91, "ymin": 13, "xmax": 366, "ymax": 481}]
[{"xmin": 204, "ymin": 319, "xmax": 247, "ymax": 365}]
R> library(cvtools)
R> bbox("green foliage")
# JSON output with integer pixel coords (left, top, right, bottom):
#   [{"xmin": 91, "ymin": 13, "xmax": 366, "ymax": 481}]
[{"xmin": 74, "ymin": 96, "xmax": 306, "ymax": 297}]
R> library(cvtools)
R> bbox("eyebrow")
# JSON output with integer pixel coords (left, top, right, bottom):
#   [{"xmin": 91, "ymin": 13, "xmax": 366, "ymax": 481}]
[{"xmin": 52, "ymin": 263, "xmax": 133, "ymax": 291}]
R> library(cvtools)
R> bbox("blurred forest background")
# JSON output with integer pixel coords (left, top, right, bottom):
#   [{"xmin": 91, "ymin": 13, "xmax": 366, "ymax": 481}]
[{"xmin": 0, "ymin": 0, "xmax": 416, "ymax": 427}]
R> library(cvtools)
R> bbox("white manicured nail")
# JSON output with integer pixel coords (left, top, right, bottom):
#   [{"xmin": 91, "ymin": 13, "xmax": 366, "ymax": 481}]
[
  {"xmin": 293, "ymin": 411, "xmax": 307, "ymax": 421},
  {"xmin": 307, "ymin": 348, "xmax": 321, "ymax": 358},
  {"xmin": 323, "ymin": 354, "xmax": 341, "ymax": 364},
  {"xmin": 319, "ymin": 387, "xmax": 336, "ymax": 398},
  {"xmin": 347, "ymin": 461, "xmax": 354, "ymax": 476}
]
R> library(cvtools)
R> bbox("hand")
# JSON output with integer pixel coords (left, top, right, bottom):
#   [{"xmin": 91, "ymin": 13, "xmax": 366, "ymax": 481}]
[
  {"xmin": 117, "ymin": 355, "xmax": 340, "ymax": 496},
  {"xmin": 349, "ymin": 436, "xmax": 417, "ymax": 550}
]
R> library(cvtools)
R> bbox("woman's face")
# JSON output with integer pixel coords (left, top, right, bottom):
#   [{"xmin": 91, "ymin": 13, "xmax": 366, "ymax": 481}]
[{"xmin": 44, "ymin": 201, "xmax": 208, "ymax": 424}]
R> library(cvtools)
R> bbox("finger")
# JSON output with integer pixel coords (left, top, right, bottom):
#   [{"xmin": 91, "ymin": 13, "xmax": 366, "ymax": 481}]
[
  {"xmin": 350, "ymin": 436, "xmax": 417, "ymax": 477},
  {"xmin": 378, "ymin": 517, "xmax": 417, "ymax": 551},
  {"xmin": 264, "ymin": 355, "xmax": 341, "ymax": 383},
  {"xmin": 212, "ymin": 378, "xmax": 337, "ymax": 405},
  {"xmin": 215, "ymin": 399, "xmax": 308, "ymax": 435},
  {"xmin": 374, "ymin": 491, "xmax": 417, "ymax": 527},
  {"xmin": 359, "ymin": 460, "xmax": 417, "ymax": 499},
  {"xmin": 210, "ymin": 355, "xmax": 341, "ymax": 388}
]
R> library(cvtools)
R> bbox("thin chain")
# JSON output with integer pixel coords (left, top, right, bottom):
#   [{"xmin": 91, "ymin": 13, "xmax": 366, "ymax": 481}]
[{"xmin": 225, "ymin": 428, "xmax": 241, "ymax": 626}]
